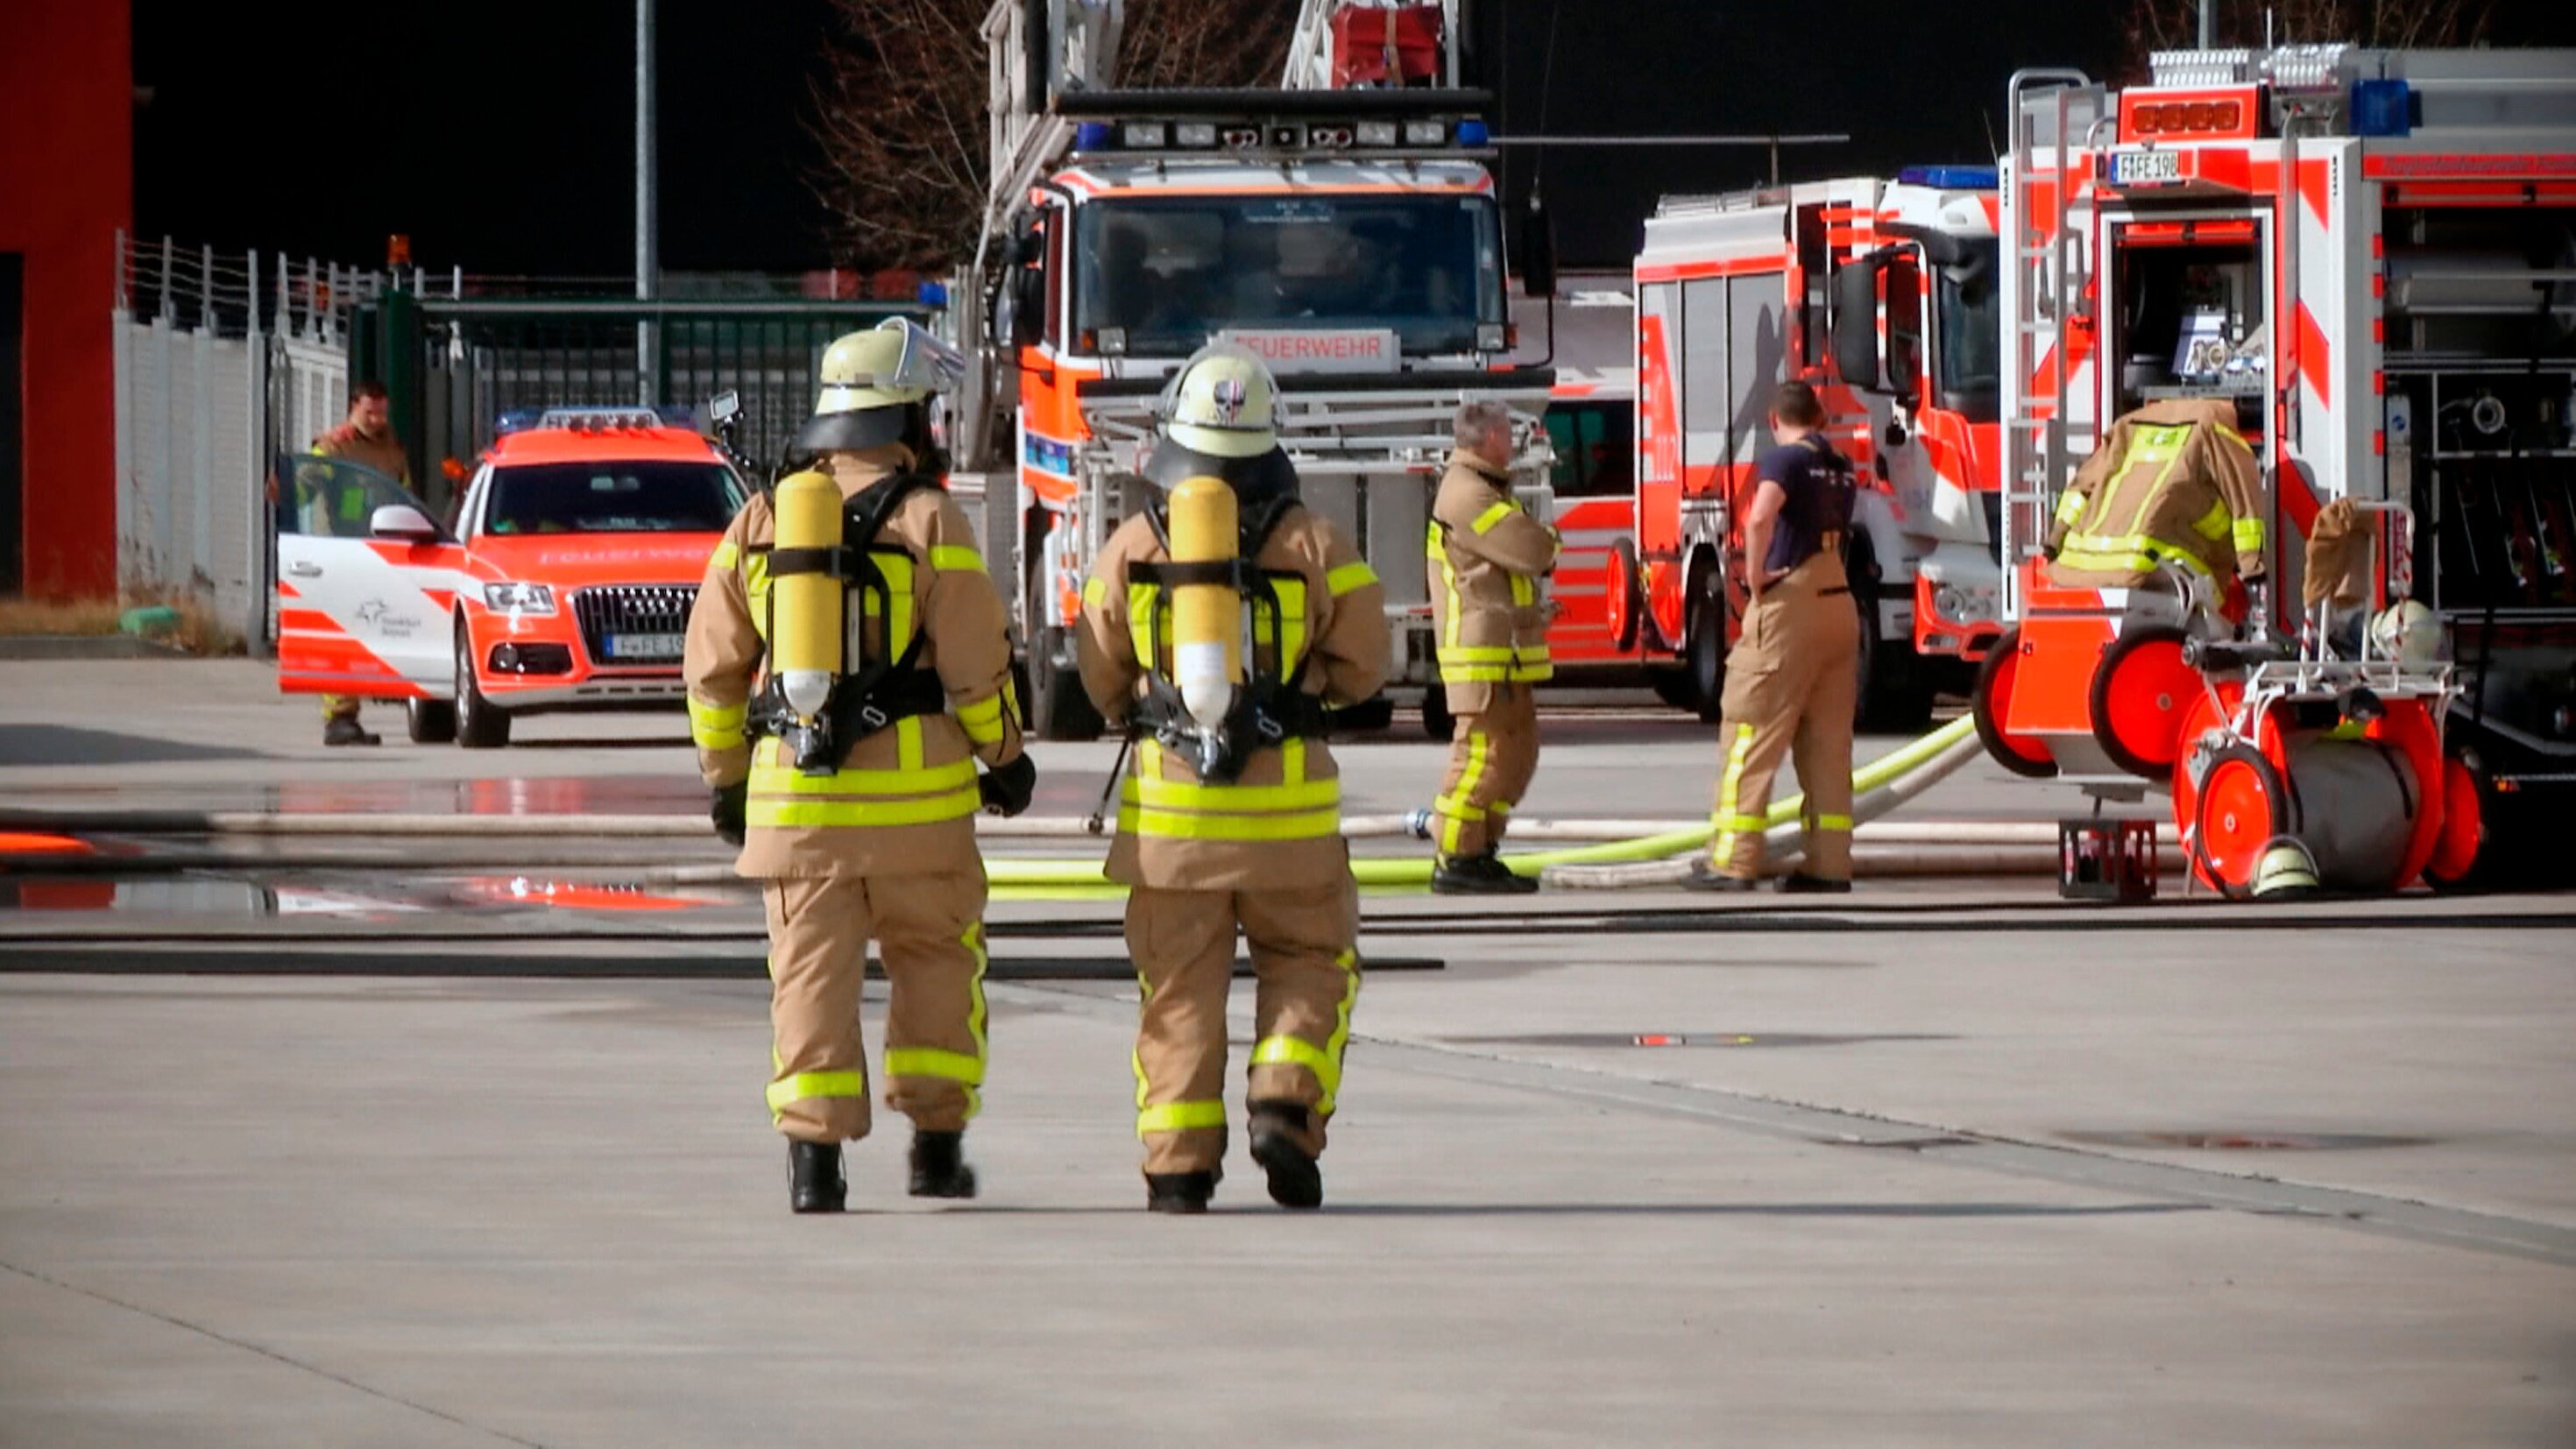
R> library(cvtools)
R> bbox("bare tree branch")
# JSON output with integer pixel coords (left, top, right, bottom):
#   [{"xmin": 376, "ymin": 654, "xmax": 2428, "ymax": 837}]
[{"xmin": 807, "ymin": 0, "xmax": 1294, "ymax": 272}]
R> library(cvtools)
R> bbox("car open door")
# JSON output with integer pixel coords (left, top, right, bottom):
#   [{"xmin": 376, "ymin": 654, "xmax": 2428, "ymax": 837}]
[{"xmin": 273, "ymin": 455, "xmax": 471, "ymax": 700}]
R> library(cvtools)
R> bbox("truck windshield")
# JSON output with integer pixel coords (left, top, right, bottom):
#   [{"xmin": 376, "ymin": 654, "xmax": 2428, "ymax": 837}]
[
  {"xmin": 1075, "ymin": 194, "xmax": 1504, "ymax": 357},
  {"xmin": 1936, "ymin": 239, "xmax": 2002, "ymax": 422},
  {"xmin": 482, "ymin": 462, "xmax": 745, "ymax": 535}
]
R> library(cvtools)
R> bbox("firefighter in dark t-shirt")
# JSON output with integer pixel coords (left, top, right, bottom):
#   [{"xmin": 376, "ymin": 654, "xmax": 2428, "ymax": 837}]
[{"xmin": 1687, "ymin": 381, "xmax": 1860, "ymax": 894}]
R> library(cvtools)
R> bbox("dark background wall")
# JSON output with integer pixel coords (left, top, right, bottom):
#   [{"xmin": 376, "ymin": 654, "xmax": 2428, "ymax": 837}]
[{"xmin": 0, "ymin": 0, "xmax": 132, "ymax": 599}]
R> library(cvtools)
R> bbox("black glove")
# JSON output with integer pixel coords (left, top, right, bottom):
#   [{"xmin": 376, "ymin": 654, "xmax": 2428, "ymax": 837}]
[
  {"xmin": 979, "ymin": 753, "xmax": 1037, "ymax": 818},
  {"xmin": 711, "ymin": 781, "xmax": 748, "ymax": 846}
]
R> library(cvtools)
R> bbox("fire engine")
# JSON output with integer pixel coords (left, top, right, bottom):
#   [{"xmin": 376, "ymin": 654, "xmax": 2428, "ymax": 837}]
[
  {"xmin": 951, "ymin": 0, "xmax": 1557, "ymax": 739},
  {"xmin": 1630, "ymin": 168, "xmax": 2007, "ymax": 728},
  {"xmin": 1514, "ymin": 272, "xmax": 1638, "ymax": 681},
  {"xmin": 1968, "ymin": 44, "xmax": 2576, "ymax": 892}
]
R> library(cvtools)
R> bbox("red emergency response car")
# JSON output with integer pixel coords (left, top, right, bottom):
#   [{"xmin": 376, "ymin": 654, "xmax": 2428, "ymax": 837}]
[{"xmin": 274, "ymin": 407, "xmax": 749, "ymax": 746}]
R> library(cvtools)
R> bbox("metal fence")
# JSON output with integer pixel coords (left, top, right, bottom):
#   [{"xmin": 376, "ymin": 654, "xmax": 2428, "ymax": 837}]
[{"xmin": 113, "ymin": 236, "xmax": 372, "ymax": 648}]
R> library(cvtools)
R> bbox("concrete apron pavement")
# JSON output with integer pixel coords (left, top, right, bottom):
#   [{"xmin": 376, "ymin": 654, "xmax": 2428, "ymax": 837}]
[{"xmin": 4, "ymin": 915, "xmax": 2574, "ymax": 1447}]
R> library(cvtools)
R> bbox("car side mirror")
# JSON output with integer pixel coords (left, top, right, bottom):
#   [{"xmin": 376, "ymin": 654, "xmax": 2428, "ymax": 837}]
[
  {"xmin": 1009, "ymin": 267, "xmax": 1046, "ymax": 349},
  {"xmin": 371, "ymin": 504, "xmax": 441, "ymax": 543},
  {"xmin": 1830, "ymin": 258, "xmax": 1886, "ymax": 392}
]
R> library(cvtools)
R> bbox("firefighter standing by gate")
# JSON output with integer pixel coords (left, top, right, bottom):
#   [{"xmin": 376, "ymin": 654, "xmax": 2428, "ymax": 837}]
[
  {"xmin": 1425, "ymin": 399, "xmax": 1559, "ymax": 894},
  {"xmin": 683, "ymin": 321, "xmax": 1036, "ymax": 1213},
  {"xmin": 1688, "ymin": 382, "xmax": 1859, "ymax": 894},
  {"xmin": 2044, "ymin": 396, "xmax": 2267, "ymax": 595},
  {"xmin": 1075, "ymin": 344, "xmax": 1391, "ymax": 1214},
  {"xmin": 308, "ymin": 379, "xmax": 411, "ymax": 747}
]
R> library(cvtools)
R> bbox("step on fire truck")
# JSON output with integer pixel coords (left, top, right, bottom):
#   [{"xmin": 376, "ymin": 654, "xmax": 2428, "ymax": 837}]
[
  {"xmin": 951, "ymin": 0, "xmax": 1557, "ymax": 739},
  {"xmin": 1630, "ymin": 169, "xmax": 2008, "ymax": 729},
  {"xmin": 1971, "ymin": 45, "xmax": 2576, "ymax": 894}
]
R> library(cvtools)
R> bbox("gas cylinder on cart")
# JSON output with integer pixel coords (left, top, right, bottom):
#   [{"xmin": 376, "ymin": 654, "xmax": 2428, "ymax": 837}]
[{"xmin": 2175, "ymin": 692, "xmax": 2459, "ymax": 897}]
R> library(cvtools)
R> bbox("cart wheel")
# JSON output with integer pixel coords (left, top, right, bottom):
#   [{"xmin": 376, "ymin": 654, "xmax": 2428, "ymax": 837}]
[
  {"xmin": 2089, "ymin": 625, "xmax": 2201, "ymax": 780},
  {"xmin": 1606, "ymin": 539, "xmax": 1645, "ymax": 653},
  {"xmin": 2190, "ymin": 742, "xmax": 2289, "ymax": 900},
  {"xmin": 1971, "ymin": 625, "xmax": 2056, "ymax": 779},
  {"xmin": 2422, "ymin": 753, "xmax": 2488, "ymax": 893}
]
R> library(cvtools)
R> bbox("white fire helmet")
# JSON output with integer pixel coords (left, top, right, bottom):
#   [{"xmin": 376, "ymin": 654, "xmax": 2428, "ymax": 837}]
[
  {"xmin": 2368, "ymin": 599, "xmax": 2445, "ymax": 665},
  {"xmin": 1157, "ymin": 343, "xmax": 1279, "ymax": 460},
  {"xmin": 2252, "ymin": 836, "xmax": 2321, "ymax": 900}
]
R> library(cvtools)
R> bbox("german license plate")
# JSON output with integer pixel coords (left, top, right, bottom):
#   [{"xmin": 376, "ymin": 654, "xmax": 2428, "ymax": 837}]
[
  {"xmin": 2111, "ymin": 149, "xmax": 2183, "ymax": 187},
  {"xmin": 605, "ymin": 633, "xmax": 682, "ymax": 660}
]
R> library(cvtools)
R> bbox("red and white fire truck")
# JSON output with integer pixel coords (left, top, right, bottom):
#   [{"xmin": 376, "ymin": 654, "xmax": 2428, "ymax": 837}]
[
  {"xmin": 1627, "ymin": 168, "xmax": 2008, "ymax": 727},
  {"xmin": 1509, "ymin": 272, "xmax": 1639, "ymax": 676},
  {"xmin": 953, "ymin": 0, "xmax": 1556, "ymax": 739},
  {"xmin": 1966, "ymin": 44, "xmax": 2576, "ymax": 891}
]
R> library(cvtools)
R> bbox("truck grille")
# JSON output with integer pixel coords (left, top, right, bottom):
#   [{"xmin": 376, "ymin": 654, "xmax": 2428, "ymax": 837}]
[{"xmin": 571, "ymin": 584, "xmax": 697, "ymax": 668}]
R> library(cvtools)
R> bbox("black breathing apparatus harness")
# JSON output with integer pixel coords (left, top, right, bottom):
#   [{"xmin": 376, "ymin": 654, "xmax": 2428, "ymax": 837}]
[
  {"xmin": 1122, "ymin": 490, "xmax": 1330, "ymax": 784},
  {"xmin": 748, "ymin": 471, "xmax": 948, "ymax": 774}
]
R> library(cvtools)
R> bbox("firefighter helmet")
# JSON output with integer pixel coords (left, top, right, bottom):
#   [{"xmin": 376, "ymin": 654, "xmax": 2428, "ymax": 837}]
[
  {"xmin": 796, "ymin": 319, "xmax": 965, "ymax": 454},
  {"xmin": 2251, "ymin": 836, "xmax": 2321, "ymax": 900},
  {"xmin": 2368, "ymin": 599, "xmax": 2444, "ymax": 665},
  {"xmin": 1159, "ymin": 343, "xmax": 1278, "ymax": 459}
]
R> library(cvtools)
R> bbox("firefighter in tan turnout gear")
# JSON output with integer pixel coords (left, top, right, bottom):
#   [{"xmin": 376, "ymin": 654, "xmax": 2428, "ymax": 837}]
[
  {"xmin": 1426, "ymin": 399, "xmax": 1558, "ymax": 894},
  {"xmin": 1688, "ymin": 382, "xmax": 1859, "ymax": 894},
  {"xmin": 683, "ymin": 320, "xmax": 1036, "ymax": 1213},
  {"xmin": 1076, "ymin": 344, "xmax": 1391, "ymax": 1214}
]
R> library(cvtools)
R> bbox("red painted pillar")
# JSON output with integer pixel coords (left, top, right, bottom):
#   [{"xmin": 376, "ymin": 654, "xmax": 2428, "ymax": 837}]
[{"xmin": 0, "ymin": 0, "xmax": 133, "ymax": 600}]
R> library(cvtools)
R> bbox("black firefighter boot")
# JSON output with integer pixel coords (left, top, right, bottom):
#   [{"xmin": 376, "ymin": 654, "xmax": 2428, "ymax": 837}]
[
  {"xmin": 1145, "ymin": 1169, "xmax": 1220, "ymax": 1214},
  {"xmin": 908, "ymin": 1130, "xmax": 978, "ymax": 1199},
  {"xmin": 789, "ymin": 1140, "xmax": 847, "ymax": 1213},
  {"xmin": 1431, "ymin": 850, "xmax": 1539, "ymax": 895},
  {"xmin": 1247, "ymin": 1100, "xmax": 1324, "ymax": 1210}
]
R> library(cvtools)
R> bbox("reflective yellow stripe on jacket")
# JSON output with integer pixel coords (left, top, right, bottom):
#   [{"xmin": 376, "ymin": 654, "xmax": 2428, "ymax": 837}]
[
  {"xmin": 1117, "ymin": 739, "xmax": 1341, "ymax": 843},
  {"xmin": 745, "ymin": 717, "xmax": 981, "ymax": 829}
]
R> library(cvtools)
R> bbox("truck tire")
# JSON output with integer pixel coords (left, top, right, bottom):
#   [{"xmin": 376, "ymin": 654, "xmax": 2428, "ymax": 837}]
[
  {"xmin": 1647, "ymin": 669, "xmax": 1701, "ymax": 713},
  {"xmin": 454, "ymin": 628, "xmax": 512, "ymax": 749},
  {"xmin": 1850, "ymin": 544, "xmax": 1933, "ymax": 735},
  {"xmin": 1027, "ymin": 626, "xmax": 1104, "ymax": 742},
  {"xmin": 407, "ymin": 698, "xmax": 457, "ymax": 745},
  {"xmin": 1684, "ymin": 566, "xmax": 1727, "ymax": 724}
]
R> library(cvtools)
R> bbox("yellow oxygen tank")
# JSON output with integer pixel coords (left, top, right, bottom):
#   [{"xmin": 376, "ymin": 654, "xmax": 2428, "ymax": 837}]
[
  {"xmin": 770, "ymin": 469, "xmax": 844, "ymax": 725},
  {"xmin": 1166, "ymin": 473, "xmax": 1241, "ymax": 730}
]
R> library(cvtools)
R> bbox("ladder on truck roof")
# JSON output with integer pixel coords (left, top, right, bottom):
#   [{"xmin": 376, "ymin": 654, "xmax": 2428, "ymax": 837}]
[
  {"xmin": 1284, "ymin": 0, "xmax": 1462, "ymax": 90},
  {"xmin": 2000, "ymin": 71, "xmax": 2108, "ymax": 622}
]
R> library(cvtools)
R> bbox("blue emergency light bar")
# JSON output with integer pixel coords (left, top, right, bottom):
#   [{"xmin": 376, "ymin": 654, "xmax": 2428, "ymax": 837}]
[
  {"xmin": 494, "ymin": 406, "xmax": 697, "ymax": 436},
  {"xmin": 1896, "ymin": 166, "xmax": 2000, "ymax": 191}
]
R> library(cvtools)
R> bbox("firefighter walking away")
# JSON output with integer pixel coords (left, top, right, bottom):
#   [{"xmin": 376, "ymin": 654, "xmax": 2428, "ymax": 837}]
[
  {"xmin": 1426, "ymin": 399, "xmax": 1559, "ymax": 894},
  {"xmin": 683, "ymin": 320, "xmax": 1037, "ymax": 1213},
  {"xmin": 1076, "ymin": 344, "xmax": 1391, "ymax": 1213},
  {"xmin": 1688, "ymin": 382, "xmax": 1859, "ymax": 894}
]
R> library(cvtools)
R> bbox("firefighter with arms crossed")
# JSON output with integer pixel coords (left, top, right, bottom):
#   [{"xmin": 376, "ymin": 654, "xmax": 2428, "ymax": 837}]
[
  {"xmin": 1688, "ymin": 381, "xmax": 1859, "ymax": 894},
  {"xmin": 1425, "ymin": 398, "xmax": 1558, "ymax": 894},
  {"xmin": 1076, "ymin": 345, "xmax": 1391, "ymax": 1213},
  {"xmin": 683, "ymin": 321, "xmax": 1036, "ymax": 1213}
]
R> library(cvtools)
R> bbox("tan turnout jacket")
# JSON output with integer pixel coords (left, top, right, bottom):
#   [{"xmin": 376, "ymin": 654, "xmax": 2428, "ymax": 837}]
[
  {"xmin": 1428, "ymin": 449, "xmax": 1558, "ymax": 711},
  {"xmin": 1077, "ymin": 501, "xmax": 1391, "ymax": 892},
  {"xmin": 683, "ymin": 446, "xmax": 1023, "ymax": 880},
  {"xmin": 2045, "ymin": 397, "xmax": 2267, "ymax": 587}
]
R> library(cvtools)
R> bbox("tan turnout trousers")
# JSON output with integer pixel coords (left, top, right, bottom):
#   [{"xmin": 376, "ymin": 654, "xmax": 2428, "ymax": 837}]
[
  {"xmin": 1433, "ymin": 681, "xmax": 1540, "ymax": 859},
  {"xmin": 1127, "ymin": 876, "xmax": 1362, "ymax": 1175},
  {"xmin": 1709, "ymin": 552, "xmax": 1859, "ymax": 880},
  {"xmin": 763, "ymin": 874, "xmax": 991, "ymax": 1142}
]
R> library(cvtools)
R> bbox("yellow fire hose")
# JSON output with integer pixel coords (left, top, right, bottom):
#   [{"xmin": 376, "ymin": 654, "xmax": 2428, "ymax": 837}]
[{"xmin": 981, "ymin": 716, "xmax": 1978, "ymax": 891}]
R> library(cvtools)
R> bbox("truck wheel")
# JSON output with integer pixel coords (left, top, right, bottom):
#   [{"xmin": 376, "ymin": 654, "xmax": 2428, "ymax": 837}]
[
  {"xmin": 1027, "ymin": 626, "xmax": 1104, "ymax": 742},
  {"xmin": 1420, "ymin": 682, "xmax": 1454, "ymax": 740},
  {"xmin": 1685, "ymin": 569, "xmax": 1727, "ymax": 724},
  {"xmin": 1646, "ymin": 669, "xmax": 1701, "ymax": 712},
  {"xmin": 454, "ymin": 629, "xmax": 512, "ymax": 749},
  {"xmin": 1852, "ymin": 565, "xmax": 1933, "ymax": 735},
  {"xmin": 407, "ymin": 699, "xmax": 457, "ymax": 746}
]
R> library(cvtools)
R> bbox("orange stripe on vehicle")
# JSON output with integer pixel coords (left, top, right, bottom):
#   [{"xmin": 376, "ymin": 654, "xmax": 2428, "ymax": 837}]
[{"xmin": 278, "ymin": 608, "xmax": 345, "ymax": 635}]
